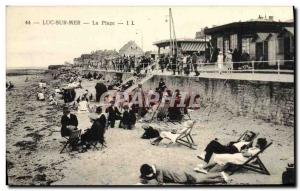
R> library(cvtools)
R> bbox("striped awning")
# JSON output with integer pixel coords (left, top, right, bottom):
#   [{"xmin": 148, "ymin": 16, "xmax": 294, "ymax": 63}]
[{"xmin": 180, "ymin": 42, "xmax": 206, "ymax": 52}]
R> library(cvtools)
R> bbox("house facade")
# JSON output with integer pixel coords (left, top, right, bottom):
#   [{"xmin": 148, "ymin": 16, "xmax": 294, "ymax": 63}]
[{"xmin": 204, "ymin": 18, "xmax": 294, "ymax": 69}]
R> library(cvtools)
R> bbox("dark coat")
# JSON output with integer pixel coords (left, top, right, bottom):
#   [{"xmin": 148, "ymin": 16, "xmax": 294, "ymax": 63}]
[
  {"xmin": 106, "ymin": 106, "xmax": 121, "ymax": 121},
  {"xmin": 61, "ymin": 114, "xmax": 78, "ymax": 137},
  {"xmin": 141, "ymin": 126, "xmax": 160, "ymax": 139},
  {"xmin": 129, "ymin": 110, "xmax": 136, "ymax": 125},
  {"xmin": 82, "ymin": 114, "xmax": 106, "ymax": 143},
  {"xmin": 121, "ymin": 110, "xmax": 131, "ymax": 126},
  {"xmin": 95, "ymin": 82, "xmax": 107, "ymax": 98},
  {"xmin": 63, "ymin": 89, "xmax": 76, "ymax": 103},
  {"xmin": 91, "ymin": 114, "xmax": 106, "ymax": 142},
  {"xmin": 158, "ymin": 81, "xmax": 166, "ymax": 91}
]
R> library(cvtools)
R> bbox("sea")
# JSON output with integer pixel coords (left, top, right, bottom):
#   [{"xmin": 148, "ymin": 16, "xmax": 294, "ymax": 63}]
[
  {"xmin": 6, "ymin": 67, "xmax": 47, "ymax": 76},
  {"xmin": 6, "ymin": 67, "xmax": 48, "ymax": 87}
]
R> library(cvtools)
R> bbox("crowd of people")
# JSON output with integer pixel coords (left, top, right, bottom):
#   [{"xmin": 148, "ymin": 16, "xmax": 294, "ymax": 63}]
[
  {"xmin": 76, "ymin": 55, "xmax": 155, "ymax": 75},
  {"xmin": 155, "ymin": 47, "xmax": 263, "ymax": 76},
  {"xmin": 59, "ymin": 94, "xmax": 138, "ymax": 151},
  {"xmin": 111, "ymin": 55, "xmax": 154, "ymax": 73},
  {"xmin": 158, "ymin": 52, "xmax": 203, "ymax": 76},
  {"xmin": 44, "ymin": 66, "xmax": 276, "ymax": 185}
]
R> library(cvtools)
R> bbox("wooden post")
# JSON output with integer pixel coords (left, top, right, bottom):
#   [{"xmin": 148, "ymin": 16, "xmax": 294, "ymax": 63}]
[
  {"xmin": 277, "ymin": 60, "xmax": 280, "ymax": 75},
  {"xmin": 252, "ymin": 60, "xmax": 255, "ymax": 74}
]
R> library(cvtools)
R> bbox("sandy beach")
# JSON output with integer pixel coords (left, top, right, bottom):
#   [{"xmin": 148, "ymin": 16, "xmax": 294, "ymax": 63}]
[{"xmin": 6, "ymin": 73, "xmax": 294, "ymax": 186}]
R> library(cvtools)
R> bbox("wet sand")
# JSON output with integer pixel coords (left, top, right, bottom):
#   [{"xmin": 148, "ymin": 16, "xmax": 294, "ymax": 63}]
[{"xmin": 6, "ymin": 73, "xmax": 294, "ymax": 185}]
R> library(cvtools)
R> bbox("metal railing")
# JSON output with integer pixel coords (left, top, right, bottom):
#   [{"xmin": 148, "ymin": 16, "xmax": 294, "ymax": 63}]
[
  {"xmin": 75, "ymin": 59, "xmax": 294, "ymax": 75},
  {"xmin": 193, "ymin": 60, "xmax": 295, "ymax": 74}
]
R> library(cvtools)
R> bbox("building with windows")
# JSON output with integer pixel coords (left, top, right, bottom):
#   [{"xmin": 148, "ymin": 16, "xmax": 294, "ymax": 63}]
[{"xmin": 204, "ymin": 16, "xmax": 294, "ymax": 69}]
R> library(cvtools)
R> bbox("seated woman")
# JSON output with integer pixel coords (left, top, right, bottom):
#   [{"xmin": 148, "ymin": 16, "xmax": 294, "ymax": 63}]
[
  {"xmin": 197, "ymin": 131, "xmax": 257, "ymax": 163},
  {"xmin": 49, "ymin": 93, "xmax": 57, "ymax": 105},
  {"xmin": 37, "ymin": 91, "xmax": 45, "ymax": 101},
  {"xmin": 81, "ymin": 113, "xmax": 106, "ymax": 148},
  {"xmin": 76, "ymin": 96, "xmax": 90, "ymax": 113},
  {"xmin": 194, "ymin": 138, "xmax": 267, "ymax": 174},
  {"xmin": 151, "ymin": 120, "xmax": 195, "ymax": 145}
]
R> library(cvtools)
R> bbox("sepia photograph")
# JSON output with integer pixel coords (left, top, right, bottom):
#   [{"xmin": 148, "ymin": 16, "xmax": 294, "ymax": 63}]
[{"xmin": 6, "ymin": 6, "xmax": 295, "ymax": 186}]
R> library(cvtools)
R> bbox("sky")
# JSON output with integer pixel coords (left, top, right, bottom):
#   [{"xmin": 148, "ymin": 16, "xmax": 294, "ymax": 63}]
[{"xmin": 6, "ymin": 6, "xmax": 294, "ymax": 68}]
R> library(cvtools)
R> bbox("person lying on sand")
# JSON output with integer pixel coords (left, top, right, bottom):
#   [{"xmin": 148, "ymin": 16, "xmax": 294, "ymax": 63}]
[
  {"xmin": 150, "ymin": 120, "xmax": 195, "ymax": 146},
  {"xmin": 139, "ymin": 163, "xmax": 228, "ymax": 185},
  {"xmin": 141, "ymin": 125, "xmax": 159, "ymax": 139},
  {"xmin": 194, "ymin": 138, "xmax": 267, "ymax": 174},
  {"xmin": 197, "ymin": 131, "xmax": 257, "ymax": 163}
]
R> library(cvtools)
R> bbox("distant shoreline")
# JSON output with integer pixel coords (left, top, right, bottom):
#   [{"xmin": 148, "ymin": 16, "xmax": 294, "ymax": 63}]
[
  {"xmin": 6, "ymin": 68, "xmax": 47, "ymax": 76},
  {"xmin": 7, "ymin": 67, "xmax": 48, "ymax": 70}
]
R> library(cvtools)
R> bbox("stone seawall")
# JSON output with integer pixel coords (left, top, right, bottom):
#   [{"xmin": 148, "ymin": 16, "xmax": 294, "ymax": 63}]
[{"xmin": 142, "ymin": 75, "xmax": 294, "ymax": 127}]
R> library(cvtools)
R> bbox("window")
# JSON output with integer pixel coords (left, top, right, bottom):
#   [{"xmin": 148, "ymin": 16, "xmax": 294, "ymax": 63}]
[
  {"xmin": 242, "ymin": 38, "xmax": 251, "ymax": 54},
  {"xmin": 217, "ymin": 37, "xmax": 223, "ymax": 51},
  {"xmin": 277, "ymin": 38, "xmax": 284, "ymax": 54},
  {"xmin": 230, "ymin": 34, "xmax": 238, "ymax": 50},
  {"xmin": 224, "ymin": 40, "xmax": 229, "ymax": 54}
]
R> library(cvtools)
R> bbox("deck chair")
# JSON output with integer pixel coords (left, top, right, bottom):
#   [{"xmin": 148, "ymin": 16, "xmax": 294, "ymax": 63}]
[
  {"xmin": 60, "ymin": 129, "xmax": 81, "ymax": 154},
  {"xmin": 175, "ymin": 124, "xmax": 197, "ymax": 149},
  {"xmin": 163, "ymin": 122, "xmax": 197, "ymax": 149},
  {"xmin": 229, "ymin": 142, "xmax": 273, "ymax": 175}
]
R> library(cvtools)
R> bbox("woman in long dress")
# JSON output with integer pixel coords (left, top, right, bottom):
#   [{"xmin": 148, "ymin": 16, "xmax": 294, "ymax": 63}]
[
  {"xmin": 194, "ymin": 138, "xmax": 267, "ymax": 174},
  {"xmin": 225, "ymin": 50, "xmax": 233, "ymax": 73},
  {"xmin": 217, "ymin": 52, "xmax": 224, "ymax": 74}
]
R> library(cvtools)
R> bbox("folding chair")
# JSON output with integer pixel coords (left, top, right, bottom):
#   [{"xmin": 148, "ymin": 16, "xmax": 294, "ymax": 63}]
[
  {"xmin": 175, "ymin": 124, "xmax": 197, "ymax": 149},
  {"xmin": 87, "ymin": 127, "xmax": 107, "ymax": 151},
  {"xmin": 90, "ymin": 139, "xmax": 107, "ymax": 151},
  {"xmin": 229, "ymin": 142, "xmax": 273, "ymax": 175},
  {"xmin": 60, "ymin": 129, "xmax": 81, "ymax": 154},
  {"xmin": 163, "ymin": 123, "xmax": 197, "ymax": 149}
]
